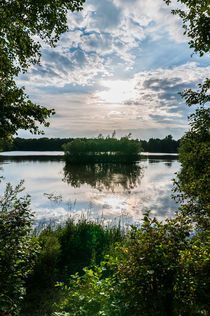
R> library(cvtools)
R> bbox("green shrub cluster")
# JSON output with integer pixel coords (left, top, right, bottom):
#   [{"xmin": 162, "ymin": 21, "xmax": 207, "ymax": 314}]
[
  {"xmin": 62, "ymin": 136, "xmax": 142, "ymax": 163},
  {"xmin": 21, "ymin": 220, "xmax": 123, "ymax": 315},
  {"xmin": 53, "ymin": 212, "xmax": 209, "ymax": 316},
  {"xmin": 0, "ymin": 182, "xmax": 39, "ymax": 315}
]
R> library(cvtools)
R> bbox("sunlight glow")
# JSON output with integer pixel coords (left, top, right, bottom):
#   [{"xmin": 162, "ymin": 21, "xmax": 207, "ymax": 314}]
[{"xmin": 96, "ymin": 79, "xmax": 135, "ymax": 103}]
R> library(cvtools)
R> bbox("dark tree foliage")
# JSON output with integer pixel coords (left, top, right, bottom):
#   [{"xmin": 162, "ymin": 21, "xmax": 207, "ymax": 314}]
[
  {"xmin": 0, "ymin": 0, "xmax": 85, "ymax": 140},
  {"xmin": 164, "ymin": 0, "xmax": 210, "ymax": 56},
  {"xmin": 0, "ymin": 79, "xmax": 55, "ymax": 140},
  {"xmin": 180, "ymin": 78, "xmax": 210, "ymax": 106},
  {"xmin": 11, "ymin": 137, "xmax": 74, "ymax": 151},
  {"xmin": 63, "ymin": 136, "xmax": 142, "ymax": 163},
  {"xmin": 0, "ymin": 181, "xmax": 39, "ymax": 314},
  {"xmin": 164, "ymin": 0, "xmax": 210, "ymax": 224},
  {"xmin": 141, "ymin": 135, "xmax": 179, "ymax": 153},
  {"xmin": 63, "ymin": 163, "xmax": 142, "ymax": 191},
  {"xmin": 0, "ymin": 135, "xmax": 179, "ymax": 152},
  {"xmin": 174, "ymin": 79, "xmax": 210, "ymax": 222}
]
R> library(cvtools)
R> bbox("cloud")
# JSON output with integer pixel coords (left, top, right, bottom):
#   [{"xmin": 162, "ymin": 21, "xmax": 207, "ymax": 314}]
[
  {"xmin": 90, "ymin": 0, "xmax": 122, "ymax": 31},
  {"xmin": 20, "ymin": 62, "xmax": 208, "ymax": 141},
  {"xmin": 20, "ymin": 0, "xmax": 187, "ymax": 88},
  {"xmin": 17, "ymin": 0, "xmax": 209, "ymax": 140},
  {"xmin": 19, "ymin": 48, "xmax": 107, "ymax": 87}
]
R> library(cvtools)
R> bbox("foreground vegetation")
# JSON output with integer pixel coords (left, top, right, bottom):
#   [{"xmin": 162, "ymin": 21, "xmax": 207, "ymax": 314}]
[
  {"xmin": 53, "ymin": 213, "xmax": 209, "ymax": 316},
  {"xmin": 0, "ymin": 189, "xmax": 209, "ymax": 315},
  {"xmin": 22, "ymin": 218, "xmax": 123, "ymax": 315}
]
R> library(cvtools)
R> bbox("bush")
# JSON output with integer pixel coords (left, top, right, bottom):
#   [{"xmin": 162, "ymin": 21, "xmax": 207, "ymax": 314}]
[
  {"xmin": 0, "ymin": 181, "xmax": 39, "ymax": 314},
  {"xmin": 63, "ymin": 136, "xmax": 142, "ymax": 163},
  {"xmin": 54, "ymin": 212, "xmax": 210, "ymax": 316},
  {"xmin": 21, "ymin": 219, "xmax": 123, "ymax": 315}
]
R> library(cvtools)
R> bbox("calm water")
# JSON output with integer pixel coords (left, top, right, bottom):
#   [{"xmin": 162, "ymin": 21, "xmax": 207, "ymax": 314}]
[{"xmin": 0, "ymin": 152, "xmax": 179, "ymax": 227}]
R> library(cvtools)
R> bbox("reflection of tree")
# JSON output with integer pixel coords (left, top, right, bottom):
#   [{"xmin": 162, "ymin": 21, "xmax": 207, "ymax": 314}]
[
  {"xmin": 63, "ymin": 163, "xmax": 142, "ymax": 192},
  {"xmin": 147, "ymin": 157, "xmax": 177, "ymax": 166}
]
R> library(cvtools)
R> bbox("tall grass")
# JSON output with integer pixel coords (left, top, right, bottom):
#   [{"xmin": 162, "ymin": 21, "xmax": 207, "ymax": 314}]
[{"xmin": 21, "ymin": 218, "xmax": 124, "ymax": 315}]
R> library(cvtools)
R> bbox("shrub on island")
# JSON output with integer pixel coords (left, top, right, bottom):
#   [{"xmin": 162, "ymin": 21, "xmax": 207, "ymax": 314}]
[{"xmin": 62, "ymin": 136, "xmax": 142, "ymax": 163}]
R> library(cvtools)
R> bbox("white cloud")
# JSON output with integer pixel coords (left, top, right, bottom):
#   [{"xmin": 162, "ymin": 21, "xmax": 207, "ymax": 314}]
[
  {"xmin": 17, "ymin": 0, "xmax": 209, "ymax": 140},
  {"xmin": 23, "ymin": 62, "xmax": 209, "ymax": 140},
  {"xmin": 20, "ymin": 0, "xmax": 187, "ymax": 88}
]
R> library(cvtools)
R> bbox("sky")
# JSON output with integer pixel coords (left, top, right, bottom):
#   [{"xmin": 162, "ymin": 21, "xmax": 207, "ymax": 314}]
[{"xmin": 18, "ymin": 0, "xmax": 210, "ymax": 140}]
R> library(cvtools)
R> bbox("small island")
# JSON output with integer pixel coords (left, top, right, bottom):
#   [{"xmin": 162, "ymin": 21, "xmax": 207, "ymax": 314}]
[{"xmin": 62, "ymin": 135, "xmax": 142, "ymax": 163}]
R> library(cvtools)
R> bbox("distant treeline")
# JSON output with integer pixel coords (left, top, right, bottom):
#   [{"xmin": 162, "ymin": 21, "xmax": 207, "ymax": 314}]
[
  {"xmin": 141, "ymin": 135, "xmax": 179, "ymax": 153},
  {"xmin": 0, "ymin": 134, "xmax": 179, "ymax": 153}
]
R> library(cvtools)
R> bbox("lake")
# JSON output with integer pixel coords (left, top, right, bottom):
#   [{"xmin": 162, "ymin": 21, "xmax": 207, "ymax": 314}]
[{"xmin": 0, "ymin": 151, "xmax": 179, "ymax": 228}]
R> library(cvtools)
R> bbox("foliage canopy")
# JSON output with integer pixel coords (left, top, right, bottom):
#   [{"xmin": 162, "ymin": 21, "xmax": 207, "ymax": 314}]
[
  {"xmin": 54, "ymin": 212, "xmax": 209, "ymax": 316},
  {"xmin": 164, "ymin": 0, "xmax": 210, "ymax": 56},
  {"xmin": 0, "ymin": 181, "xmax": 39, "ymax": 314},
  {"xmin": 0, "ymin": 0, "xmax": 85, "ymax": 140},
  {"xmin": 174, "ymin": 79, "xmax": 210, "ymax": 222},
  {"xmin": 63, "ymin": 136, "xmax": 142, "ymax": 163}
]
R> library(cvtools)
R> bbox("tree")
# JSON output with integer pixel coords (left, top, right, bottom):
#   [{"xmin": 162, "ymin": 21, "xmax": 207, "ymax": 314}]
[
  {"xmin": 0, "ymin": 181, "xmax": 39, "ymax": 314},
  {"xmin": 164, "ymin": 0, "xmax": 210, "ymax": 56},
  {"xmin": 174, "ymin": 79, "xmax": 210, "ymax": 222},
  {"xmin": 0, "ymin": 0, "xmax": 85, "ymax": 140},
  {"xmin": 164, "ymin": 0, "xmax": 209, "ymax": 223},
  {"xmin": 112, "ymin": 212, "xmax": 209, "ymax": 315}
]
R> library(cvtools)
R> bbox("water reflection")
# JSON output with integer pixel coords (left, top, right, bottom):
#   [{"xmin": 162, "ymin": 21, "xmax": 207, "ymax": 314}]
[
  {"xmin": 63, "ymin": 163, "xmax": 143, "ymax": 192},
  {"xmin": 0, "ymin": 154, "xmax": 180, "ymax": 226}
]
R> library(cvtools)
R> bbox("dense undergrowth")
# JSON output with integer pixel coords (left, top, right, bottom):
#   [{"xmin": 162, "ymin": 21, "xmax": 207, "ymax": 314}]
[
  {"xmin": 21, "ymin": 219, "xmax": 124, "ymax": 315},
  {"xmin": 53, "ymin": 213, "xmax": 209, "ymax": 316},
  {"xmin": 20, "ymin": 212, "xmax": 210, "ymax": 316}
]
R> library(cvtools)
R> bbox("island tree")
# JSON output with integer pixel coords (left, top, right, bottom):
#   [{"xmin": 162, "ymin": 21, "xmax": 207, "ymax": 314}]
[{"xmin": 63, "ymin": 136, "xmax": 142, "ymax": 163}]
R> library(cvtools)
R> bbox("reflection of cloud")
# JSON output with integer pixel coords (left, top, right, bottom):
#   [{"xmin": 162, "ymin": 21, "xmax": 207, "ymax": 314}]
[
  {"xmin": 1, "ymin": 157, "xmax": 180, "ymax": 226},
  {"xmin": 34, "ymin": 207, "xmax": 71, "ymax": 225}
]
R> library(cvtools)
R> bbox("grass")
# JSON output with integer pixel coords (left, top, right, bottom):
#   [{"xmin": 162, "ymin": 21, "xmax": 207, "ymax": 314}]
[{"xmin": 21, "ymin": 218, "xmax": 124, "ymax": 316}]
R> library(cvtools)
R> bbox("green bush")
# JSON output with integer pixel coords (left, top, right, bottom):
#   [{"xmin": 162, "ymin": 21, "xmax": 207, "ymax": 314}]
[
  {"xmin": 0, "ymin": 181, "xmax": 39, "ymax": 314},
  {"xmin": 22, "ymin": 219, "xmax": 123, "ymax": 315},
  {"xmin": 62, "ymin": 135, "xmax": 142, "ymax": 163},
  {"xmin": 54, "ymin": 212, "xmax": 210, "ymax": 316}
]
